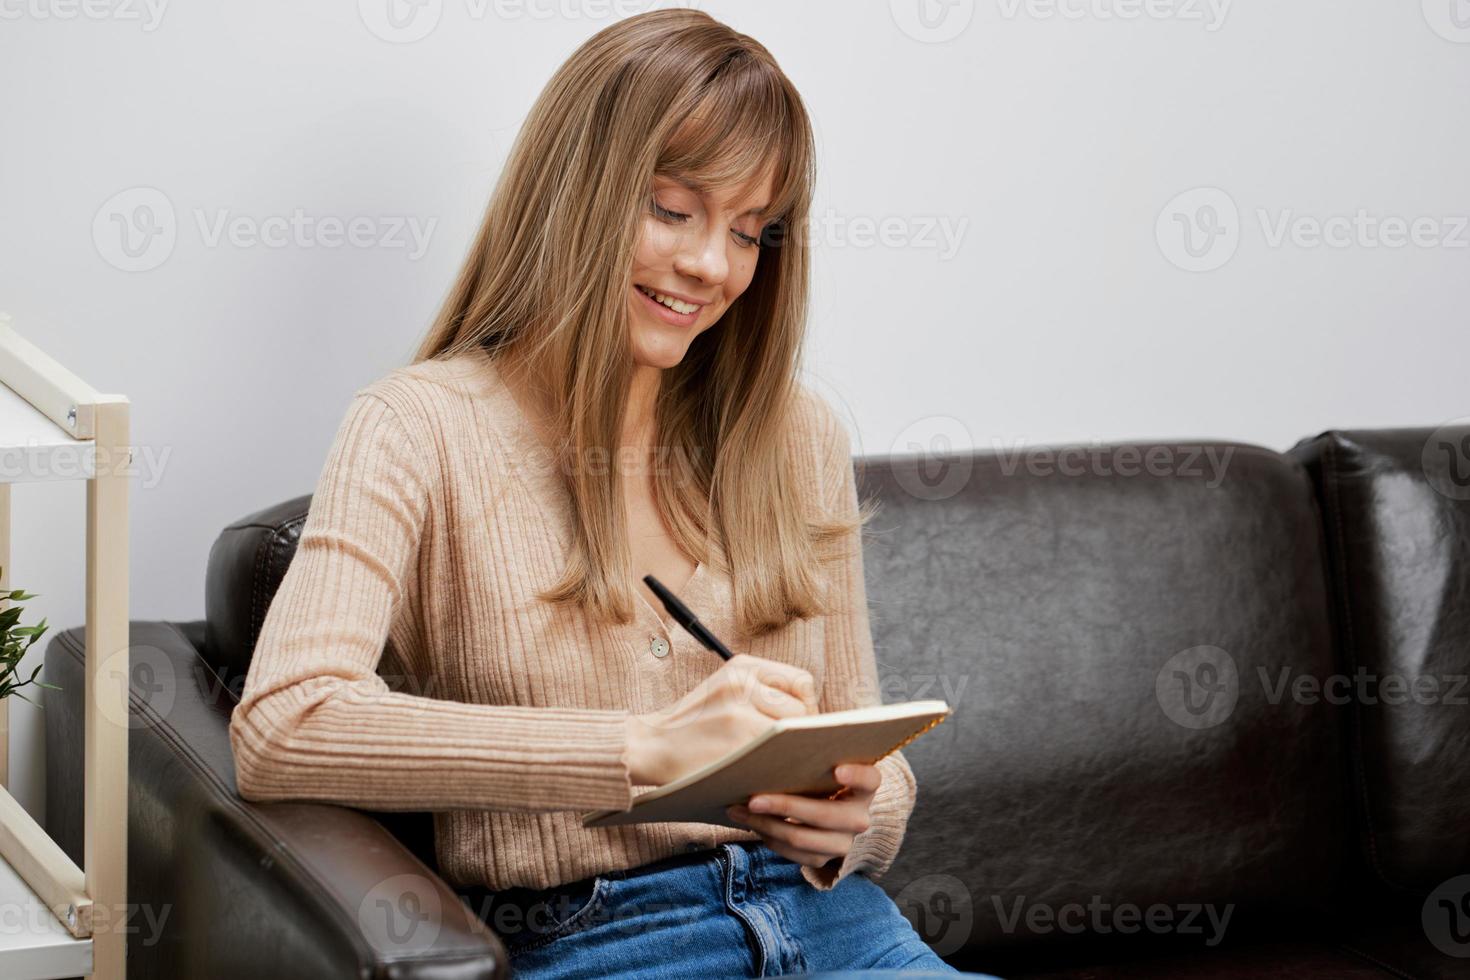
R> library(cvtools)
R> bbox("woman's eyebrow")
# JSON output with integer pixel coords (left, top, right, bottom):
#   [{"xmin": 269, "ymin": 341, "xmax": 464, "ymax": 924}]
[{"xmin": 662, "ymin": 174, "xmax": 771, "ymax": 218}]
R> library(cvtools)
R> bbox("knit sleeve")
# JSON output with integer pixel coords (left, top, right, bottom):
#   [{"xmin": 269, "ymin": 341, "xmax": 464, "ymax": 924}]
[
  {"xmin": 797, "ymin": 392, "xmax": 919, "ymax": 892},
  {"xmin": 227, "ymin": 390, "xmax": 635, "ymax": 813}
]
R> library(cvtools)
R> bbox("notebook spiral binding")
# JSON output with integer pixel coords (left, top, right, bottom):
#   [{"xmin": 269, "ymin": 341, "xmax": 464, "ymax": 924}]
[{"xmin": 823, "ymin": 712, "xmax": 949, "ymax": 801}]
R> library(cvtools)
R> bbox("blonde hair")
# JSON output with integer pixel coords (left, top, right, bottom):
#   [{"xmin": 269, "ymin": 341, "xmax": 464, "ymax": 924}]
[{"xmin": 411, "ymin": 8, "xmax": 874, "ymax": 641}]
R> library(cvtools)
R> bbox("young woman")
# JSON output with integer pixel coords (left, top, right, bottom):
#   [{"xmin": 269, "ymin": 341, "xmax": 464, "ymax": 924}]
[{"xmin": 229, "ymin": 9, "xmax": 995, "ymax": 978}]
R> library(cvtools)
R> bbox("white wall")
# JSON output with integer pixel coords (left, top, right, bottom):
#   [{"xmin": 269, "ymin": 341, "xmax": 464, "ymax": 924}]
[{"xmin": 1, "ymin": 0, "xmax": 1467, "ymax": 818}]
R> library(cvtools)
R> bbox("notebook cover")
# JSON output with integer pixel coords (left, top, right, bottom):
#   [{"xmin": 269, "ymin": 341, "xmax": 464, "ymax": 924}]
[{"xmin": 581, "ymin": 699, "xmax": 950, "ymax": 829}]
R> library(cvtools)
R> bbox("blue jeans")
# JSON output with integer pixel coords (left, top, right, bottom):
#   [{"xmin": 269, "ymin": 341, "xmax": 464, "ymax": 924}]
[{"xmin": 455, "ymin": 840, "xmax": 1002, "ymax": 978}]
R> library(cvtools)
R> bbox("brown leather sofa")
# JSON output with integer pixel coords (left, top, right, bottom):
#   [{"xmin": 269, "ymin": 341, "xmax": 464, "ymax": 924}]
[{"xmin": 41, "ymin": 425, "xmax": 1470, "ymax": 978}]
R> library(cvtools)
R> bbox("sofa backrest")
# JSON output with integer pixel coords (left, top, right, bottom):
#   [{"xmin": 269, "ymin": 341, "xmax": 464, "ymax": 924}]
[
  {"xmin": 1290, "ymin": 426, "xmax": 1470, "ymax": 893},
  {"xmin": 854, "ymin": 440, "xmax": 1352, "ymax": 958},
  {"xmin": 206, "ymin": 437, "xmax": 1359, "ymax": 960},
  {"xmin": 205, "ymin": 494, "xmax": 311, "ymax": 696}
]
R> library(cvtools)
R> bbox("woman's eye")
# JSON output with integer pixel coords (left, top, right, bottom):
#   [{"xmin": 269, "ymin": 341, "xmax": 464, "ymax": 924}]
[{"xmin": 650, "ymin": 197, "xmax": 759, "ymax": 248}]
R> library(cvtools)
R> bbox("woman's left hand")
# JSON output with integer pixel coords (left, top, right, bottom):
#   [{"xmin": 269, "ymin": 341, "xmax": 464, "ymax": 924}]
[{"xmin": 725, "ymin": 763, "xmax": 880, "ymax": 871}]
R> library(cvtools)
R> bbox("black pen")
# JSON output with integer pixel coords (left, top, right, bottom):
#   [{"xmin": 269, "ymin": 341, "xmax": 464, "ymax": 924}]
[{"xmin": 643, "ymin": 574, "xmax": 733, "ymax": 661}]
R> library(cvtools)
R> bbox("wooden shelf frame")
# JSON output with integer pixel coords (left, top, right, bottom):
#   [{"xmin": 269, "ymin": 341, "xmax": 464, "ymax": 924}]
[{"xmin": 0, "ymin": 313, "xmax": 129, "ymax": 980}]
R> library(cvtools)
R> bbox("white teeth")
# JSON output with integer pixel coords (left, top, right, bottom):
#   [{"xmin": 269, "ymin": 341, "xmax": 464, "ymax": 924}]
[{"xmin": 638, "ymin": 285, "xmax": 699, "ymax": 315}]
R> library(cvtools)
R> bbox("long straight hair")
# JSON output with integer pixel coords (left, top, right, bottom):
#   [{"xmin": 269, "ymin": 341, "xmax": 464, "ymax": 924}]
[{"xmin": 411, "ymin": 8, "xmax": 873, "ymax": 641}]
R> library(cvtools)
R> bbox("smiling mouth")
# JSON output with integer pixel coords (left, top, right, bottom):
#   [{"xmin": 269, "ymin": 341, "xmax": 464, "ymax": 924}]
[{"xmin": 636, "ymin": 284, "xmax": 704, "ymax": 315}]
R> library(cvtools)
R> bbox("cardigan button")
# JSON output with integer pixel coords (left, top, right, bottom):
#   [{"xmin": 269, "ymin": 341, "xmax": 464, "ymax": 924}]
[{"xmin": 650, "ymin": 636, "xmax": 670, "ymax": 658}]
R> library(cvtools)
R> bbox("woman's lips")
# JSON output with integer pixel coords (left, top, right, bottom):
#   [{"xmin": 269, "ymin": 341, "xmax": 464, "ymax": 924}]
[{"xmin": 634, "ymin": 283, "xmax": 701, "ymax": 327}]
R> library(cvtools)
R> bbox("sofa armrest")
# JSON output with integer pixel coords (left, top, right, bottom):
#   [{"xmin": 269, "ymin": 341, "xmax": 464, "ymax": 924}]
[{"xmin": 43, "ymin": 619, "xmax": 506, "ymax": 980}]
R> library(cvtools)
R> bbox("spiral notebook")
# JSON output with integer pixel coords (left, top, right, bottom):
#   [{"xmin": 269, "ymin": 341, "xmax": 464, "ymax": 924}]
[{"xmin": 580, "ymin": 699, "xmax": 951, "ymax": 829}]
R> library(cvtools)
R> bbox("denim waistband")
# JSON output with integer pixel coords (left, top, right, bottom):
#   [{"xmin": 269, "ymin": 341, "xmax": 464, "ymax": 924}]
[
  {"xmin": 459, "ymin": 839, "xmax": 764, "ymax": 908},
  {"xmin": 602, "ymin": 840, "xmax": 754, "ymax": 883}
]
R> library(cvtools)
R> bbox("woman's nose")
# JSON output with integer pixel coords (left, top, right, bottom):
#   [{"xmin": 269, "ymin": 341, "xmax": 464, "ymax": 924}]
[{"xmin": 673, "ymin": 229, "xmax": 729, "ymax": 287}]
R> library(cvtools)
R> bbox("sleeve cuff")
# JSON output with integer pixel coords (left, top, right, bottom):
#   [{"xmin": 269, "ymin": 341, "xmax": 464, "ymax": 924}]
[{"xmin": 799, "ymin": 754, "xmax": 916, "ymax": 891}]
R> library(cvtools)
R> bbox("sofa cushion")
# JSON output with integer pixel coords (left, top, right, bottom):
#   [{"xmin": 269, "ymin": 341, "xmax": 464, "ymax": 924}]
[
  {"xmin": 1290, "ymin": 426, "xmax": 1470, "ymax": 891},
  {"xmin": 857, "ymin": 440, "xmax": 1349, "ymax": 958}
]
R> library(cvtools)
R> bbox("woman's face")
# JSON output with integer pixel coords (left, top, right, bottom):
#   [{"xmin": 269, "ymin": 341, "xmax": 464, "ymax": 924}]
[{"xmin": 627, "ymin": 169, "xmax": 774, "ymax": 369}]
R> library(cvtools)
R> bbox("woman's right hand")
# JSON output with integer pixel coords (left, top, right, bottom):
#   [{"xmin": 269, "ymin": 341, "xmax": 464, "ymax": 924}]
[{"xmin": 624, "ymin": 654, "xmax": 818, "ymax": 786}]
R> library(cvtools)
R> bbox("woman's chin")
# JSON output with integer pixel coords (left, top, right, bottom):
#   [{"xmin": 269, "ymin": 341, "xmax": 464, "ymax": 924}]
[{"xmin": 629, "ymin": 324, "xmax": 699, "ymax": 369}]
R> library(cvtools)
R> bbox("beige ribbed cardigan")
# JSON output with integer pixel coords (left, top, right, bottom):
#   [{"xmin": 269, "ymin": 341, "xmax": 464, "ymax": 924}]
[{"xmin": 227, "ymin": 349, "xmax": 917, "ymax": 893}]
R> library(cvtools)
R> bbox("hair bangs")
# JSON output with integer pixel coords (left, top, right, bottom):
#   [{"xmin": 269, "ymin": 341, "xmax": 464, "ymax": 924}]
[{"xmin": 655, "ymin": 53, "xmax": 809, "ymax": 226}]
